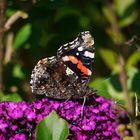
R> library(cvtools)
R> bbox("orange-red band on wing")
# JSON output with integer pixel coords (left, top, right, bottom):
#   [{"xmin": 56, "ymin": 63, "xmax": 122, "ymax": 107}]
[{"xmin": 62, "ymin": 55, "xmax": 91, "ymax": 76}]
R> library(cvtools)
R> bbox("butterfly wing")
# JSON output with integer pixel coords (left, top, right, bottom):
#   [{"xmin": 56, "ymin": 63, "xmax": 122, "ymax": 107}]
[{"xmin": 57, "ymin": 31, "xmax": 95, "ymax": 84}]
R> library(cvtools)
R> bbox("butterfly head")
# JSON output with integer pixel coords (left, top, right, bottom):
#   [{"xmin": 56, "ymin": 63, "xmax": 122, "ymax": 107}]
[{"xmin": 78, "ymin": 31, "xmax": 94, "ymax": 48}]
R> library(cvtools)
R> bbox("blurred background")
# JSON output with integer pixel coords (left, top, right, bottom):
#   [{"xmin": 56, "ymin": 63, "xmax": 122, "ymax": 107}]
[{"xmin": 0, "ymin": 0, "xmax": 140, "ymax": 105}]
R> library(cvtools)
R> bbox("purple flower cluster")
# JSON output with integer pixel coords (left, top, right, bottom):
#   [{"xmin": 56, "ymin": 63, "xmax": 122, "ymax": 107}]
[{"xmin": 0, "ymin": 93, "xmax": 122, "ymax": 140}]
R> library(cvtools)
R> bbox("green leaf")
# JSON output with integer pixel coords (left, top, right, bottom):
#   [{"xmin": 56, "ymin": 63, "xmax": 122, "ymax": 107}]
[
  {"xmin": 126, "ymin": 51, "xmax": 140, "ymax": 70},
  {"xmin": 102, "ymin": 7, "xmax": 114, "ymax": 25},
  {"xmin": 89, "ymin": 78, "xmax": 111, "ymax": 98},
  {"xmin": 0, "ymin": 93, "xmax": 22, "ymax": 102},
  {"xmin": 35, "ymin": 111, "xmax": 69, "ymax": 140},
  {"xmin": 99, "ymin": 49, "xmax": 120, "ymax": 73},
  {"xmin": 0, "ymin": 91, "xmax": 4, "ymax": 100},
  {"xmin": 105, "ymin": 75, "xmax": 124, "ymax": 100},
  {"xmin": 115, "ymin": 0, "xmax": 137, "ymax": 27},
  {"xmin": 12, "ymin": 64, "xmax": 25, "ymax": 79},
  {"xmin": 55, "ymin": 7, "xmax": 80, "ymax": 22},
  {"xmin": 107, "ymin": 81, "xmax": 124, "ymax": 100},
  {"xmin": 90, "ymin": 76, "xmax": 125, "ymax": 100},
  {"xmin": 6, "ymin": 9, "xmax": 16, "ymax": 17},
  {"xmin": 13, "ymin": 24, "xmax": 31, "ymax": 50},
  {"xmin": 79, "ymin": 16, "xmax": 90, "ymax": 28},
  {"xmin": 119, "ymin": 12, "xmax": 137, "ymax": 28},
  {"xmin": 127, "ymin": 67, "xmax": 140, "ymax": 93}
]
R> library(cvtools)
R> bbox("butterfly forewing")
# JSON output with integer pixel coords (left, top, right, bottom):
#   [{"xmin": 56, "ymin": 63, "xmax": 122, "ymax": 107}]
[{"xmin": 57, "ymin": 31, "xmax": 95, "ymax": 83}]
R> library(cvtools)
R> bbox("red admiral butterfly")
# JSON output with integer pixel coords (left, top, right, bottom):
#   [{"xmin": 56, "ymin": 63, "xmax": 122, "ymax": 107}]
[{"xmin": 30, "ymin": 31, "xmax": 95, "ymax": 99}]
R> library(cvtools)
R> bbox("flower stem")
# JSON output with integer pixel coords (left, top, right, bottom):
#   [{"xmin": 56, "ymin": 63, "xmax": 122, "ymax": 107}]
[{"xmin": 0, "ymin": 0, "xmax": 6, "ymax": 91}]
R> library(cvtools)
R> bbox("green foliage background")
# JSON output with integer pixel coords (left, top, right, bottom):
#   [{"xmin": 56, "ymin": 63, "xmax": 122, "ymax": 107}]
[{"xmin": 1, "ymin": 0, "xmax": 140, "ymax": 105}]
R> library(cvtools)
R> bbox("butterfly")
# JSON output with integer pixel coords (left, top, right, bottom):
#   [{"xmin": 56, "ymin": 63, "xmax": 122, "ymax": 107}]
[{"xmin": 30, "ymin": 31, "xmax": 95, "ymax": 99}]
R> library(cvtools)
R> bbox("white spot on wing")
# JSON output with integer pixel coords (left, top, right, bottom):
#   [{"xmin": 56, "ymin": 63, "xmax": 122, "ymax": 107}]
[
  {"xmin": 88, "ymin": 69, "xmax": 92, "ymax": 75},
  {"xmin": 58, "ymin": 46, "xmax": 62, "ymax": 51},
  {"xmin": 74, "ymin": 41, "xmax": 79, "ymax": 46},
  {"xmin": 63, "ymin": 44, "xmax": 68, "ymax": 47},
  {"xmin": 30, "ymin": 80, "xmax": 33, "ymax": 84},
  {"xmin": 48, "ymin": 56, "xmax": 56, "ymax": 63},
  {"xmin": 66, "ymin": 67, "xmax": 74, "ymax": 75},
  {"xmin": 78, "ymin": 46, "xmax": 83, "ymax": 51},
  {"xmin": 84, "ymin": 51, "xmax": 94, "ymax": 58},
  {"xmin": 69, "ymin": 41, "xmax": 74, "ymax": 45},
  {"xmin": 49, "ymin": 56, "xmax": 55, "ymax": 60},
  {"xmin": 76, "ymin": 52, "xmax": 79, "ymax": 56},
  {"xmin": 62, "ymin": 56, "xmax": 69, "ymax": 61},
  {"xmin": 69, "ymin": 44, "xmax": 75, "ymax": 49}
]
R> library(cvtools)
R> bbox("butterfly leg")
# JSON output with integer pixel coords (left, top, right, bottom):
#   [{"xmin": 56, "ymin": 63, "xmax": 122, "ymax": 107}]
[
  {"xmin": 81, "ymin": 95, "xmax": 87, "ymax": 118},
  {"xmin": 65, "ymin": 96, "xmax": 72, "ymax": 103}
]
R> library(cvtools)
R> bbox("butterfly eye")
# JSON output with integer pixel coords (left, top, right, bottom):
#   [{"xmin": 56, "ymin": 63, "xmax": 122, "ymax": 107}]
[{"xmin": 86, "ymin": 37, "xmax": 94, "ymax": 46}]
